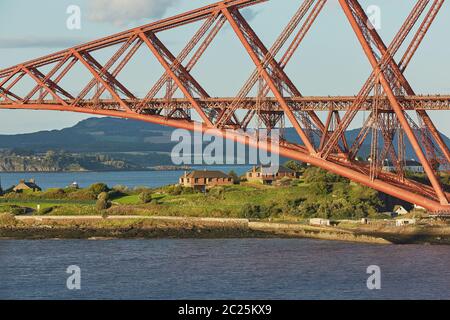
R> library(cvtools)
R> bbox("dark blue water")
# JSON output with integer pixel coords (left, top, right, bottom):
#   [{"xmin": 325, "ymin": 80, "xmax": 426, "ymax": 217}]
[
  {"xmin": 0, "ymin": 239, "xmax": 449, "ymax": 300},
  {"xmin": 0, "ymin": 166, "xmax": 251, "ymax": 190}
]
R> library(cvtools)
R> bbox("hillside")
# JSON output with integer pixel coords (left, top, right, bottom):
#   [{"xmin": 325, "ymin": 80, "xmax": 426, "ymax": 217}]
[
  {"xmin": 0, "ymin": 117, "xmax": 174, "ymax": 153},
  {"xmin": 0, "ymin": 150, "xmax": 145, "ymax": 172}
]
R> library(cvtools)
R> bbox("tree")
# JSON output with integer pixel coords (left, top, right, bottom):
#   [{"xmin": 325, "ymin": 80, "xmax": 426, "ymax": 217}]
[
  {"xmin": 96, "ymin": 192, "xmax": 111, "ymax": 211},
  {"xmin": 284, "ymin": 160, "xmax": 306, "ymax": 173},
  {"xmin": 89, "ymin": 183, "xmax": 110, "ymax": 196},
  {"xmin": 228, "ymin": 170, "xmax": 240, "ymax": 184},
  {"xmin": 139, "ymin": 190, "xmax": 153, "ymax": 204}
]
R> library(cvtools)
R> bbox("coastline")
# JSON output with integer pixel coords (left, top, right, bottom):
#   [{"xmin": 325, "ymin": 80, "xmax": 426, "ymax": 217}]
[
  {"xmin": 2, "ymin": 215, "xmax": 449, "ymax": 244},
  {"xmin": 0, "ymin": 166, "xmax": 192, "ymax": 173}
]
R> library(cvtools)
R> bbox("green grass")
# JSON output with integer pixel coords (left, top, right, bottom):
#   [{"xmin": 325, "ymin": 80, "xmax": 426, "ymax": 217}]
[
  {"xmin": 143, "ymin": 183, "xmax": 311, "ymax": 217},
  {"xmin": 0, "ymin": 198, "xmax": 95, "ymax": 206},
  {"xmin": 115, "ymin": 195, "xmax": 140, "ymax": 205},
  {"xmin": 0, "ymin": 173, "xmax": 382, "ymax": 220}
]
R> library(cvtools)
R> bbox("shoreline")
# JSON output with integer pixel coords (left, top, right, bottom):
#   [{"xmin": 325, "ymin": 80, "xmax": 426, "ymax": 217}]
[
  {"xmin": 0, "ymin": 167, "xmax": 192, "ymax": 174},
  {"xmin": 2, "ymin": 215, "xmax": 449, "ymax": 245}
]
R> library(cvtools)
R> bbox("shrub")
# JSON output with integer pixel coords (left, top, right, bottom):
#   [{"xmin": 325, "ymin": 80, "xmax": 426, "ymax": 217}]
[
  {"xmin": 97, "ymin": 192, "xmax": 110, "ymax": 201},
  {"xmin": 310, "ymin": 181, "xmax": 332, "ymax": 195},
  {"xmin": 139, "ymin": 190, "xmax": 153, "ymax": 204},
  {"xmin": 264, "ymin": 202, "xmax": 282, "ymax": 217},
  {"xmin": 10, "ymin": 206, "xmax": 27, "ymax": 216},
  {"xmin": 209, "ymin": 187, "xmax": 225, "ymax": 199},
  {"xmin": 39, "ymin": 206, "xmax": 54, "ymax": 215},
  {"xmin": 2, "ymin": 192, "xmax": 21, "ymax": 199},
  {"xmin": 348, "ymin": 185, "xmax": 382, "ymax": 208},
  {"xmin": 43, "ymin": 188, "xmax": 66, "ymax": 199},
  {"xmin": 166, "ymin": 185, "xmax": 184, "ymax": 196},
  {"xmin": 303, "ymin": 167, "xmax": 349, "ymax": 184},
  {"xmin": 181, "ymin": 187, "xmax": 195, "ymax": 195},
  {"xmin": 67, "ymin": 189, "xmax": 97, "ymax": 200},
  {"xmin": 240, "ymin": 204, "xmax": 271, "ymax": 219},
  {"xmin": 287, "ymin": 198, "xmax": 306, "ymax": 208},
  {"xmin": 133, "ymin": 186, "xmax": 152, "ymax": 194},
  {"xmin": 89, "ymin": 183, "xmax": 110, "ymax": 196},
  {"xmin": 96, "ymin": 192, "xmax": 111, "ymax": 211},
  {"xmin": 96, "ymin": 198, "xmax": 111, "ymax": 211},
  {"xmin": 298, "ymin": 201, "xmax": 321, "ymax": 218},
  {"xmin": 277, "ymin": 177, "xmax": 292, "ymax": 186},
  {"xmin": 112, "ymin": 185, "xmax": 129, "ymax": 193}
]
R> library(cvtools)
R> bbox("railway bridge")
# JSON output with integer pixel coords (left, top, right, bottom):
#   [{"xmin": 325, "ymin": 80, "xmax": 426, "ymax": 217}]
[{"xmin": 1, "ymin": 0, "xmax": 450, "ymax": 212}]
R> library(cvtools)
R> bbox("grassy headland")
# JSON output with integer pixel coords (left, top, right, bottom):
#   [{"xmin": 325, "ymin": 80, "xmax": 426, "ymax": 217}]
[{"xmin": 1, "ymin": 166, "xmax": 449, "ymax": 244}]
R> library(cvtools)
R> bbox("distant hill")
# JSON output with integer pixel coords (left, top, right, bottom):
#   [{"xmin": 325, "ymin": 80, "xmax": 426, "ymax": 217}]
[
  {"xmin": 0, "ymin": 117, "xmax": 449, "ymax": 160},
  {"xmin": 0, "ymin": 117, "xmax": 174, "ymax": 153},
  {"xmin": 0, "ymin": 150, "xmax": 143, "ymax": 172},
  {"xmin": 283, "ymin": 127, "xmax": 450, "ymax": 160}
]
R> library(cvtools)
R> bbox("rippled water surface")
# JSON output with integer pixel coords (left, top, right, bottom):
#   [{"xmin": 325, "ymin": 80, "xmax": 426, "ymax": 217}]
[{"xmin": 1, "ymin": 239, "xmax": 449, "ymax": 300}]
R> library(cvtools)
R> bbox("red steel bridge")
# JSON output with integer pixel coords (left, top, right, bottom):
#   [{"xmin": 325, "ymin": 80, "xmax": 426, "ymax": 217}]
[{"xmin": 1, "ymin": 0, "xmax": 450, "ymax": 213}]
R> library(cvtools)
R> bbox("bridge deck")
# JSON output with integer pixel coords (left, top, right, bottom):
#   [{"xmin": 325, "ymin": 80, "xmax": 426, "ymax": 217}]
[{"xmin": 2, "ymin": 95, "xmax": 450, "ymax": 111}]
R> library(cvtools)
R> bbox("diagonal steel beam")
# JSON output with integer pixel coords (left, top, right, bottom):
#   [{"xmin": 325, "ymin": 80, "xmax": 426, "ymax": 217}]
[
  {"xmin": 216, "ymin": 0, "xmax": 319, "ymax": 127},
  {"xmin": 23, "ymin": 54, "xmax": 72, "ymax": 103},
  {"xmin": 320, "ymin": 0, "xmax": 432, "ymax": 158},
  {"xmin": 27, "ymin": 67, "xmax": 74, "ymax": 100},
  {"xmin": 81, "ymin": 52, "xmax": 136, "ymax": 99},
  {"xmin": 136, "ymin": 14, "xmax": 224, "ymax": 114},
  {"xmin": 38, "ymin": 57, "xmax": 78, "ymax": 102},
  {"xmin": 0, "ymin": 69, "xmax": 24, "ymax": 102},
  {"xmin": 0, "ymin": 0, "xmax": 267, "ymax": 78},
  {"xmin": 220, "ymin": 5, "xmax": 316, "ymax": 153},
  {"xmin": 75, "ymin": 37, "xmax": 138, "ymax": 103},
  {"xmin": 348, "ymin": 0, "xmax": 449, "ymax": 165},
  {"xmin": 71, "ymin": 49, "xmax": 132, "ymax": 112},
  {"xmin": 138, "ymin": 31, "xmax": 213, "ymax": 126},
  {"xmin": 21, "ymin": 66, "xmax": 69, "ymax": 106},
  {"xmin": 338, "ymin": 0, "xmax": 448, "ymax": 205}
]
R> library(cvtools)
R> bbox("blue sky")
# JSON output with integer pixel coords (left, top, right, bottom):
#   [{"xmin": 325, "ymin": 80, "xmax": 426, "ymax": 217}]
[{"xmin": 0, "ymin": 0, "xmax": 449, "ymax": 135}]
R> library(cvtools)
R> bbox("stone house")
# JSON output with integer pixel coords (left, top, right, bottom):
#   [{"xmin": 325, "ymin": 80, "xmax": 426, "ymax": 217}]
[
  {"xmin": 382, "ymin": 159, "xmax": 424, "ymax": 173},
  {"xmin": 13, "ymin": 179, "xmax": 42, "ymax": 192},
  {"xmin": 246, "ymin": 165, "xmax": 297, "ymax": 185},
  {"xmin": 179, "ymin": 170, "xmax": 233, "ymax": 191}
]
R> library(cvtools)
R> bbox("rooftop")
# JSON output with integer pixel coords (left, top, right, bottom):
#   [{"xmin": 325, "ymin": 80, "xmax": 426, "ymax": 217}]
[
  {"xmin": 184, "ymin": 170, "xmax": 230, "ymax": 179},
  {"xmin": 15, "ymin": 179, "xmax": 41, "ymax": 189}
]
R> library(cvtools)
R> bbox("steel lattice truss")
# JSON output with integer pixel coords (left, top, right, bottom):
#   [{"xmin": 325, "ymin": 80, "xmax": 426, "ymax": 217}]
[{"xmin": 1, "ymin": 0, "xmax": 450, "ymax": 212}]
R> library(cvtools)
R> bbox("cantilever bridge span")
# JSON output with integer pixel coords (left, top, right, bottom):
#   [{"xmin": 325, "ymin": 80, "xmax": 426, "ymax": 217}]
[{"xmin": 1, "ymin": 0, "xmax": 450, "ymax": 213}]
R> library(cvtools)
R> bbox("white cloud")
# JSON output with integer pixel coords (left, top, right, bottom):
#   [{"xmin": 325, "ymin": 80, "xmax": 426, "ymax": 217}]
[
  {"xmin": 87, "ymin": 0, "xmax": 181, "ymax": 26},
  {"xmin": 241, "ymin": 8, "xmax": 259, "ymax": 21}
]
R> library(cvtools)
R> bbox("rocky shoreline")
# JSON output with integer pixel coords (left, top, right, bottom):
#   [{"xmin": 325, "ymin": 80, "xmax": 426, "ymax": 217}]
[{"xmin": 2, "ymin": 215, "xmax": 449, "ymax": 244}]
